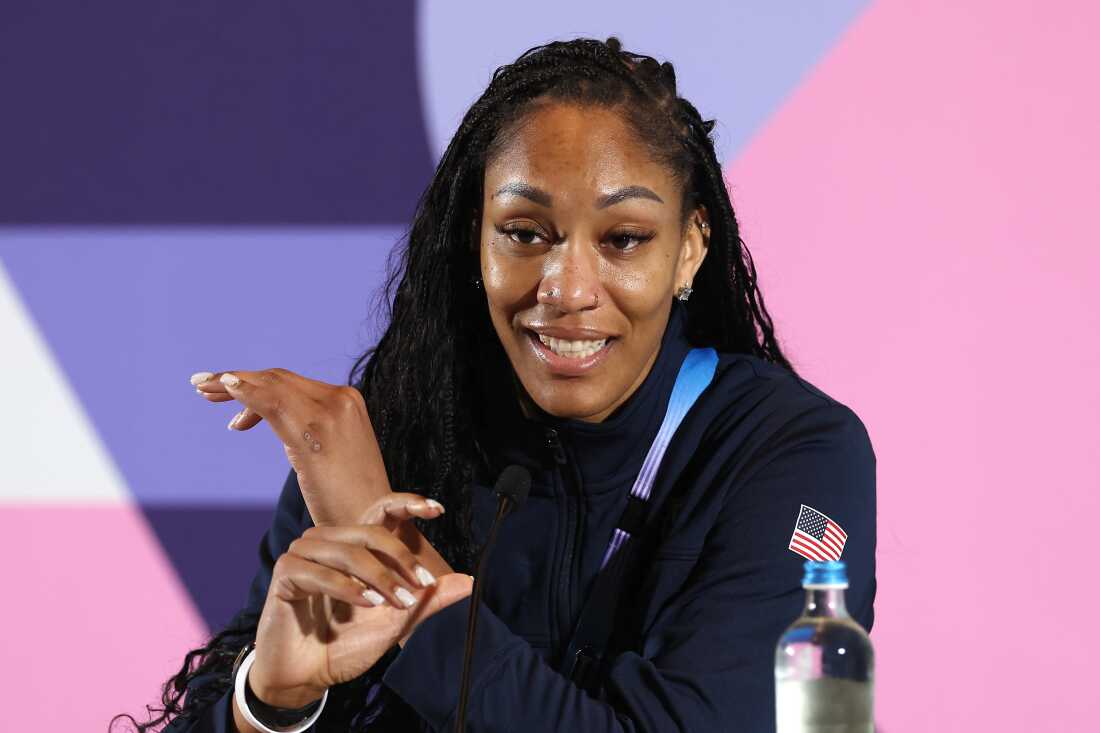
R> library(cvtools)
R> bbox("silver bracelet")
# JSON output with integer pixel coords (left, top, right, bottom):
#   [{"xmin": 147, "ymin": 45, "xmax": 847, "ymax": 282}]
[{"xmin": 232, "ymin": 647, "xmax": 329, "ymax": 733}]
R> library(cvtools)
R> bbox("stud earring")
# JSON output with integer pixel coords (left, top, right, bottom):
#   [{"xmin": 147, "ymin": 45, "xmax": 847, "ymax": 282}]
[
  {"xmin": 470, "ymin": 275, "xmax": 483, "ymax": 290},
  {"xmin": 675, "ymin": 284, "xmax": 693, "ymax": 302}
]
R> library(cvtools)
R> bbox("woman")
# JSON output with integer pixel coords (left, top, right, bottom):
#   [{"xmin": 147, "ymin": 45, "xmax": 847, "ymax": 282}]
[{"xmin": 116, "ymin": 36, "xmax": 875, "ymax": 732}]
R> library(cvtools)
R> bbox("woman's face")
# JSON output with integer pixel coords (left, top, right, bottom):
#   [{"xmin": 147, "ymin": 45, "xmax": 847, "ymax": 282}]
[{"xmin": 478, "ymin": 102, "xmax": 708, "ymax": 423}]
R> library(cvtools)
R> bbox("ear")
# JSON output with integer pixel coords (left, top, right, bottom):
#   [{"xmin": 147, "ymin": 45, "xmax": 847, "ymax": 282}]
[{"xmin": 675, "ymin": 204, "xmax": 710, "ymax": 292}]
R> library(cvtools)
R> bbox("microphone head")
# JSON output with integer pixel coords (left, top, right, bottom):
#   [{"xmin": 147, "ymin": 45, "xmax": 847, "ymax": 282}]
[{"xmin": 494, "ymin": 465, "xmax": 531, "ymax": 511}]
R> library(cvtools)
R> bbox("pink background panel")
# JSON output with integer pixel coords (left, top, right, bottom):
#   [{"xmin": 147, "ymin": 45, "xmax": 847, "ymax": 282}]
[
  {"xmin": 0, "ymin": 506, "xmax": 209, "ymax": 731},
  {"xmin": 728, "ymin": 1, "xmax": 1100, "ymax": 730}
]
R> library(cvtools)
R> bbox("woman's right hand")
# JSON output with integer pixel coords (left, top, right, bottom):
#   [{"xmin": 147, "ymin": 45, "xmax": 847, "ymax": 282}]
[{"xmin": 245, "ymin": 494, "xmax": 473, "ymax": 707}]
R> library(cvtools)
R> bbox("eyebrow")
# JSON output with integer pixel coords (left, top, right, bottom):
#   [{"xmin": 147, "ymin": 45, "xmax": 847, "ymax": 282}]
[
  {"xmin": 596, "ymin": 185, "xmax": 664, "ymax": 209},
  {"xmin": 491, "ymin": 182, "xmax": 664, "ymax": 209}
]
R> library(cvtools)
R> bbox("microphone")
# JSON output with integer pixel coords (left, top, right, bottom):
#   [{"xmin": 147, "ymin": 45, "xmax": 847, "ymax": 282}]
[{"xmin": 455, "ymin": 465, "xmax": 531, "ymax": 732}]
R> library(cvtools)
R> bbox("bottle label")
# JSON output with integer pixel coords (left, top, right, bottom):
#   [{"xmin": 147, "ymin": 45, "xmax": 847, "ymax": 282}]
[{"xmin": 776, "ymin": 677, "xmax": 873, "ymax": 732}]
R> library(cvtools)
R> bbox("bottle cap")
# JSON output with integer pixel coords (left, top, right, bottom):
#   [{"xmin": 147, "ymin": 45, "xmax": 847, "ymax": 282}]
[{"xmin": 802, "ymin": 560, "xmax": 848, "ymax": 588}]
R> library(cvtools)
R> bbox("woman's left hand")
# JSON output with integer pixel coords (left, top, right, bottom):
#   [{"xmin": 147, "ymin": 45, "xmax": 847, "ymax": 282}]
[{"xmin": 190, "ymin": 367, "xmax": 393, "ymax": 529}]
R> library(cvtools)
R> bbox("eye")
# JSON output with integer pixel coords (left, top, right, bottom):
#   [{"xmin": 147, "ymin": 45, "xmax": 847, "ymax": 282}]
[
  {"xmin": 499, "ymin": 225, "xmax": 549, "ymax": 246},
  {"xmin": 606, "ymin": 230, "xmax": 656, "ymax": 252}
]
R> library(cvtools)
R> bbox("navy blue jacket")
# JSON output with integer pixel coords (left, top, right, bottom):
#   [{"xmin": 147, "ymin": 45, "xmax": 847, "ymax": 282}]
[{"xmin": 172, "ymin": 300, "xmax": 876, "ymax": 731}]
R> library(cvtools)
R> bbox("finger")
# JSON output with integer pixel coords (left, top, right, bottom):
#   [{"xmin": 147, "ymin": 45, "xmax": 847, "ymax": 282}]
[
  {"xmin": 360, "ymin": 493, "xmax": 446, "ymax": 525},
  {"xmin": 300, "ymin": 525, "xmax": 437, "ymax": 591},
  {"xmin": 192, "ymin": 368, "xmax": 332, "ymax": 401},
  {"xmin": 423, "ymin": 573, "xmax": 474, "ymax": 613},
  {"xmin": 270, "ymin": 553, "xmax": 384, "ymax": 608},
  {"xmin": 255, "ymin": 368, "xmax": 335, "ymax": 398},
  {"xmin": 289, "ymin": 534, "xmax": 424, "ymax": 608},
  {"xmin": 195, "ymin": 388, "xmax": 235, "ymax": 403},
  {"xmin": 228, "ymin": 407, "xmax": 264, "ymax": 431},
  {"xmin": 216, "ymin": 369, "xmax": 315, "ymax": 433},
  {"xmin": 396, "ymin": 573, "xmax": 475, "ymax": 645}
]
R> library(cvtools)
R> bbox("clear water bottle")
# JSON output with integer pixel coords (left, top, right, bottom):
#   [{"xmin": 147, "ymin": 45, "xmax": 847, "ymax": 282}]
[{"xmin": 775, "ymin": 560, "xmax": 874, "ymax": 732}]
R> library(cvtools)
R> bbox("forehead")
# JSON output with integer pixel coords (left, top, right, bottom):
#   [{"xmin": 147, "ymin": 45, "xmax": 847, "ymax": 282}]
[{"xmin": 484, "ymin": 103, "xmax": 675, "ymax": 201}]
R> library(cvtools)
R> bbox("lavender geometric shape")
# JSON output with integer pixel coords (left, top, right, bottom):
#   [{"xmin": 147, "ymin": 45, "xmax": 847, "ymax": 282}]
[
  {"xmin": 417, "ymin": 0, "xmax": 871, "ymax": 164},
  {"xmin": 0, "ymin": 227, "xmax": 402, "ymax": 506}
]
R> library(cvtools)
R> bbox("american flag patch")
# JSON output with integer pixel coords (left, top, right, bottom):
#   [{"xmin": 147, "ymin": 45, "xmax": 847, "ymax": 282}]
[{"xmin": 788, "ymin": 504, "xmax": 848, "ymax": 561}]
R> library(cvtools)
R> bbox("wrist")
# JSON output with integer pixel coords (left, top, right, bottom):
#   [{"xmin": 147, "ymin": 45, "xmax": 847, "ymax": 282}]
[
  {"xmin": 232, "ymin": 644, "xmax": 329, "ymax": 733},
  {"xmin": 246, "ymin": 645, "xmax": 326, "ymax": 707},
  {"xmin": 249, "ymin": 674, "xmax": 327, "ymax": 709}
]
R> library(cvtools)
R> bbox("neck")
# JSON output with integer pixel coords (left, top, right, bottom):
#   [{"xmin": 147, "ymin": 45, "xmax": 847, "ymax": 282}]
[{"xmin": 802, "ymin": 587, "xmax": 849, "ymax": 619}]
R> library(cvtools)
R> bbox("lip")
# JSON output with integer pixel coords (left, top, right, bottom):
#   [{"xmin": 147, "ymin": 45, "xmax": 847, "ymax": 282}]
[
  {"xmin": 527, "ymin": 325, "xmax": 615, "ymax": 340},
  {"xmin": 525, "ymin": 328, "xmax": 616, "ymax": 376}
]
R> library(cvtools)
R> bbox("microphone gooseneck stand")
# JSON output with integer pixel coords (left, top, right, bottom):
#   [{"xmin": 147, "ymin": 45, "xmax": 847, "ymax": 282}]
[{"xmin": 454, "ymin": 465, "xmax": 531, "ymax": 733}]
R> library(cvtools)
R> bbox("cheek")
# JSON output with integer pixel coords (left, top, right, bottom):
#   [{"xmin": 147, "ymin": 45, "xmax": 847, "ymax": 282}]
[
  {"xmin": 481, "ymin": 241, "xmax": 541, "ymax": 307},
  {"xmin": 605, "ymin": 251, "xmax": 675, "ymax": 317},
  {"xmin": 481, "ymin": 252, "xmax": 513, "ymax": 296}
]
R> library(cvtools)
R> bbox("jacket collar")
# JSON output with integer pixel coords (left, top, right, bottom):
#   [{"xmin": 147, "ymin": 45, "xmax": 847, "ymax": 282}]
[{"xmin": 477, "ymin": 301, "xmax": 694, "ymax": 493}]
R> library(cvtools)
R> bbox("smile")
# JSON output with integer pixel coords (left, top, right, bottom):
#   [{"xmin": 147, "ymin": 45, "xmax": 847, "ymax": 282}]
[
  {"xmin": 537, "ymin": 334, "xmax": 607, "ymax": 358},
  {"xmin": 526, "ymin": 329, "xmax": 616, "ymax": 376}
]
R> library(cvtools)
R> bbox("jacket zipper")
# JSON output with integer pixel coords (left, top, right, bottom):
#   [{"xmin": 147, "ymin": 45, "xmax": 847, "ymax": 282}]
[{"xmin": 544, "ymin": 426, "xmax": 581, "ymax": 669}]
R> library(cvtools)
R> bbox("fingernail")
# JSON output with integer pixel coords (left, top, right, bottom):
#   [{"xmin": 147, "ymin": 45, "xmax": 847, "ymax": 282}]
[
  {"xmin": 408, "ymin": 501, "xmax": 428, "ymax": 511},
  {"xmin": 362, "ymin": 588, "xmax": 385, "ymax": 606},
  {"xmin": 425, "ymin": 499, "xmax": 445, "ymax": 513},
  {"xmin": 220, "ymin": 372, "xmax": 241, "ymax": 388},
  {"xmin": 394, "ymin": 587, "xmax": 417, "ymax": 608},
  {"xmin": 227, "ymin": 410, "xmax": 246, "ymax": 430},
  {"xmin": 415, "ymin": 565, "xmax": 436, "ymax": 587},
  {"xmin": 190, "ymin": 371, "xmax": 214, "ymax": 386}
]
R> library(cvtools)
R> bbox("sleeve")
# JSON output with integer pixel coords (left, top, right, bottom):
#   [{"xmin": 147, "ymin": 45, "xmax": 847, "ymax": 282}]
[{"xmin": 381, "ymin": 402, "xmax": 876, "ymax": 732}]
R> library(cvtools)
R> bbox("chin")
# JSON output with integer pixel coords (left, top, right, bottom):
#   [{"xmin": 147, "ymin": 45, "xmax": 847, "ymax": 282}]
[{"xmin": 529, "ymin": 383, "xmax": 615, "ymax": 421}]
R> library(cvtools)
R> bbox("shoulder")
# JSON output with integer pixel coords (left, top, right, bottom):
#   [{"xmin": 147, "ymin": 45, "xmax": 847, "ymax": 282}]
[
  {"xmin": 664, "ymin": 349, "xmax": 877, "ymax": 628},
  {"xmin": 688, "ymin": 351, "xmax": 875, "ymax": 553},
  {"xmin": 668, "ymin": 349, "xmax": 875, "ymax": 535},
  {"xmin": 698, "ymin": 351, "xmax": 874, "ymax": 469}
]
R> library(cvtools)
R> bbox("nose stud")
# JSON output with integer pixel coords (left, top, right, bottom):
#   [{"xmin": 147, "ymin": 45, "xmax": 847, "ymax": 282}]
[{"xmin": 539, "ymin": 285, "xmax": 600, "ymax": 308}]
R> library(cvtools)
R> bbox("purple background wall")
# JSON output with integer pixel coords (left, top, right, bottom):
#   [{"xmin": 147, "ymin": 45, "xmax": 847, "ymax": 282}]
[{"xmin": 1, "ymin": 2, "xmax": 1096, "ymax": 730}]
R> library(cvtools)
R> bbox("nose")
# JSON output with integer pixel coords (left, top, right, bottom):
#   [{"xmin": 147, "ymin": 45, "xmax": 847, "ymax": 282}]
[{"xmin": 537, "ymin": 239, "xmax": 601, "ymax": 312}]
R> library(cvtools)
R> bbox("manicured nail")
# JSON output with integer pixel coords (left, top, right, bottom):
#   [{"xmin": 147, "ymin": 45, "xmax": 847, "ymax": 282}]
[
  {"xmin": 362, "ymin": 588, "xmax": 385, "ymax": 607},
  {"xmin": 394, "ymin": 587, "xmax": 417, "ymax": 608},
  {"xmin": 190, "ymin": 371, "xmax": 214, "ymax": 386},
  {"xmin": 425, "ymin": 499, "xmax": 445, "ymax": 513},
  {"xmin": 220, "ymin": 373, "xmax": 241, "ymax": 388},
  {"xmin": 415, "ymin": 565, "xmax": 436, "ymax": 587},
  {"xmin": 227, "ymin": 411, "xmax": 244, "ymax": 430}
]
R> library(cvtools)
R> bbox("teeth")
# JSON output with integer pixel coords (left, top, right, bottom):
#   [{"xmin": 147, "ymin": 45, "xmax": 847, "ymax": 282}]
[{"xmin": 538, "ymin": 334, "xmax": 608, "ymax": 359}]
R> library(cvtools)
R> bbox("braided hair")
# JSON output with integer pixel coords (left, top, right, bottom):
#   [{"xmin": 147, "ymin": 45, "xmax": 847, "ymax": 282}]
[{"xmin": 111, "ymin": 36, "xmax": 792, "ymax": 732}]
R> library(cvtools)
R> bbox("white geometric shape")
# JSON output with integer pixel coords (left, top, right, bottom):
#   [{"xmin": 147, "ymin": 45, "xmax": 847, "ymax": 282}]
[{"xmin": 0, "ymin": 258, "xmax": 129, "ymax": 503}]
